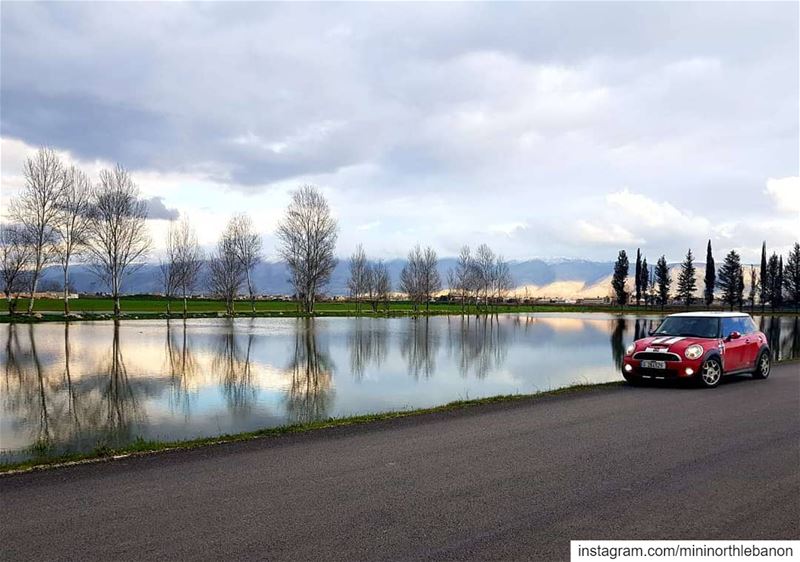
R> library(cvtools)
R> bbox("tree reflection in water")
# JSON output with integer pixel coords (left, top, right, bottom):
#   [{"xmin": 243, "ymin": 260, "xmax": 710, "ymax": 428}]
[
  {"xmin": 95, "ymin": 324, "xmax": 143, "ymax": 448},
  {"xmin": 446, "ymin": 315, "xmax": 509, "ymax": 379},
  {"xmin": 212, "ymin": 319, "xmax": 257, "ymax": 416},
  {"xmin": 610, "ymin": 317, "xmax": 627, "ymax": 371},
  {"xmin": 348, "ymin": 318, "xmax": 388, "ymax": 380},
  {"xmin": 400, "ymin": 317, "xmax": 440, "ymax": 379},
  {"xmin": 165, "ymin": 319, "xmax": 199, "ymax": 416},
  {"xmin": 285, "ymin": 318, "xmax": 333, "ymax": 424}
]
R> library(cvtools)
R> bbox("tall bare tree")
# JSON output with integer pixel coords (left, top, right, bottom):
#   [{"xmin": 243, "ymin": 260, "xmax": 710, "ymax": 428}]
[
  {"xmin": 420, "ymin": 246, "xmax": 441, "ymax": 312},
  {"xmin": 227, "ymin": 214, "xmax": 262, "ymax": 313},
  {"xmin": 276, "ymin": 185, "xmax": 338, "ymax": 313},
  {"xmin": 448, "ymin": 245, "xmax": 473, "ymax": 313},
  {"xmin": 159, "ymin": 221, "xmax": 181, "ymax": 315},
  {"xmin": 473, "ymin": 244, "xmax": 496, "ymax": 308},
  {"xmin": 493, "ymin": 255, "xmax": 513, "ymax": 305},
  {"xmin": 11, "ymin": 147, "xmax": 67, "ymax": 313},
  {"xmin": 400, "ymin": 245, "xmax": 423, "ymax": 311},
  {"xmin": 372, "ymin": 259, "xmax": 391, "ymax": 312},
  {"xmin": 208, "ymin": 231, "xmax": 245, "ymax": 316},
  {"xmin": 1, "ymin": 224, "xmax": 32, "ymax": 315},
  {"xmin": 173, "ymin": 217, "xmax": 204, "ymax": 317},
  {"xmin": 53, "ymin": 166, "xmax": 92, "ymax": 315},
  {"xmin": 347, "ymin": 244, "xmax": 368, "ymax": 313},
  {"xmin": 86, "ymin": 165, "xmax": 151, "ymax": 318}
]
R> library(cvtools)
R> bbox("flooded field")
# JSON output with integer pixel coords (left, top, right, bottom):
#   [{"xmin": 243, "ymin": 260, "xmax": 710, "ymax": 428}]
[{"xmin": 2, "ymin": 313, "xmax": 798, "ymax": 462}]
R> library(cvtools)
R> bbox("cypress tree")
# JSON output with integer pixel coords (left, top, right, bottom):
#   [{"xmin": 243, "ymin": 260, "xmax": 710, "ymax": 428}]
[
  {"xmin": 783, "ymin": 242, "xmax": 800, "ymax": 311},
  {"xmin": 676, "ymin": 249, "xmax": 697, "ymax": 308},
  {"xmin": 759, "ymin": 241, "xmax": 767, "ymax": 311},
  {"xmin": 719, "ymin": 250, "xmax": 743, "ymax": 310},
  {"xmin": 611, "ymin": 250, "xmax": 629, "ymax": 306},
  {"xmin": 640, "ymin": 257, "xmax": 649, "ymax": 308},
  {"xmin": 767, "ymin": 253, "xmax": 780, "ymax": 310},
  {"xmin": 655, "ymin": 255, "xmax": 670, "ymax": 310},
  {"xmin": 703, "ymin": 240, "xmax": 715, "ymax": 306},
  {"xmin": 777, "ymin": 256, "xmax": 784, "ymax": 309},
  {"xmin": 634, "ymin": 248, "xmax": 642, "ymax": 306}
]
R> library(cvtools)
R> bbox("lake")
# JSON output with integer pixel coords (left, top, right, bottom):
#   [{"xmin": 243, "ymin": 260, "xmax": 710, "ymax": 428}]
[{"xmin": 2, "ymin": 313, "xmax": 798, "ymax": 463}]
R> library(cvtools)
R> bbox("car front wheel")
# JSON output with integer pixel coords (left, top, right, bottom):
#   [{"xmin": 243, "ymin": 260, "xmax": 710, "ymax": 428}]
[
  {"xmin": 699, "ymin": 358, "xmax": 723, "ymax": 388},
  {"xmin": 622, "ymin": 371, "xmax": 643, "ymax": 385},
  {"xmin": 752, "ymin": 351, "xmax": 771, "ymax": 379}
]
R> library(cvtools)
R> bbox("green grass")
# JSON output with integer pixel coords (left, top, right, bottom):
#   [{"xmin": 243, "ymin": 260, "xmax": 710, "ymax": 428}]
[
  {"xmin": 3, "ymin": 296, "xmax": 796, "ymax": 322},
  {"xmin": 0, "ymin": 381, "xmax": 623, "ymax": 474}
]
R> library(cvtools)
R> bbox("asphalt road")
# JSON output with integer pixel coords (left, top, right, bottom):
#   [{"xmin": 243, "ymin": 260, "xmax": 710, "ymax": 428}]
[{"xmin": 2, "ymin": 365, "xmax": 799, "ymax": 561}]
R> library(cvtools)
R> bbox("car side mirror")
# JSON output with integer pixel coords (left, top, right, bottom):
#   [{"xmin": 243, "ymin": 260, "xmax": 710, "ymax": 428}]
[
  {"xmin": 648, "ymin": 329, "xmax": 655, "ymax": 336},
  {"xmin": 728, "ymin": 331, "xmax": 741, "ymax": 340}
]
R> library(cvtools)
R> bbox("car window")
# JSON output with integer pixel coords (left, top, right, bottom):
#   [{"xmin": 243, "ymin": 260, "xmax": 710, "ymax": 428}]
[
  {"xmin": 745, "ymin": 317, "xmax": 758, "ymax": 334},
  {"xmin": 721, "ymin": 318, "xmax": 738, "ymax": 337}
]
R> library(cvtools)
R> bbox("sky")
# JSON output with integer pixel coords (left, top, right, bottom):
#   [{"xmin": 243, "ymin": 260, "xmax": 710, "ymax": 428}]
[{"xmin": 1, "ymin": 2, "xmax": 798, "ymax": 263}]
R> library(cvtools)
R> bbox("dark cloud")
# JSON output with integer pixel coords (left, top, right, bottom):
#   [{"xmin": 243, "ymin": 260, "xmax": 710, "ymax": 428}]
[
  {"xmin": 145, "ymin": 197, "xmax": 179, "ymax": 221},
  {"xmin": 0, "ymin": 2, "xmax": 797, "ymax": 260}
]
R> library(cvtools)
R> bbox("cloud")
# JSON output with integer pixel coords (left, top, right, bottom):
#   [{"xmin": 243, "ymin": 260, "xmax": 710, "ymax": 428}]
[
  {"xmin": 766, "ymin": 176, "xmax": 800, "ymax": 216},
  {"xmin": 144, "ymin": 196, "xmax": 180, "ymax": 221},
  {"xmin": 1, "ymin": 3, "xmax": 797, "ymax": 261}
]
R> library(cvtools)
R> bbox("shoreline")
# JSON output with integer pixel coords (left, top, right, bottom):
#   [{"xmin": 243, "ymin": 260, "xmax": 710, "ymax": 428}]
[
  {"xmin": 2, "ymin": 304, "xmax": 798, "ymax": 324},
  {"xmin": 2, "ymin": 381, "xmax": 625, "ymax": 474}
]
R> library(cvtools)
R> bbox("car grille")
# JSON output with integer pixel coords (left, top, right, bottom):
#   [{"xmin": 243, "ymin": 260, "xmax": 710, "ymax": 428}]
[{"xmin": 632, "ymin": 351, "xmax": 681, "ymax": 362}]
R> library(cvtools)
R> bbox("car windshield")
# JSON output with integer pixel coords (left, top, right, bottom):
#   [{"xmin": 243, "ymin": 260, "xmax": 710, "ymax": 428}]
[{"xmin": 653, "ymin": 317, "xmax": 720, "ymax": 339}]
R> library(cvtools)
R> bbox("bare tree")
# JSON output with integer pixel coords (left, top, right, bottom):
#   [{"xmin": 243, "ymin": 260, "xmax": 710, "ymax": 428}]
[
  {"xmin": 1, "ymin": 224, "xmax": 32, "ymax": 315},
  {"xmin": 10, "ymin": 147, "xmax": 67, "ymax": 313},
  {"xmin": 173, "ymin": 217, "xmax": 203, "ymax": 318},
  {"xmin": 227, "ymin": 214, "xmax": 262, "ymax": 313},
  {"xmin": 420, "ymin": 246, "xmax": 441, "ymax": 312},
  {"xmin": 276, "ymin": 185, "xmax": 338, "ymax": 313},
  {"xmin": 53, "ymin": 166, "xmax": 92, "ymax": 315},
  {"xmin": 400, "ymin": 245, "xmax": 423, "ymax": 311},
  {"xmin": 493, "ymin": 255, "xmax": 513, "ymax": 306},
  {"xmin": 208, "ymin": 232, "xmax": 245, "ymax": 316},
  {"xmin": 447, "ymin": 245, "xmax": 473, "ymax": 313},
  {"xmin": 347, "ymin": 244, "xmax": 368, "ymax": 313},
  {"xmin": 159, "ymin": 221, "xmax": 181, "ymax": 315},
  {"xmin": 372, "ymin": 259, "xmax": 391, "ymax": 312},
  {"xmin": 473, "ymin": 244, "xmax": 496, "ymax": 308},
  {"xmin": 86, "ymin": 165, "xmax": 151, "ymax": 318}
]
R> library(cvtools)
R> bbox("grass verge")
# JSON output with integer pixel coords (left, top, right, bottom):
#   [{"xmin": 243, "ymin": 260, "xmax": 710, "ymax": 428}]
[{"xmin": 0, "ymin": 380, "xmax": 623, "ymax": 475}]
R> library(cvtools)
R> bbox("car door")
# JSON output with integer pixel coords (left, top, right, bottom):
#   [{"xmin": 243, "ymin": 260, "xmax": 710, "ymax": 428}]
[
  {"xmin": 721, "ymin": 317, "xmax": 746, "ymax": 372},
  {"xmin": 737, "ymin": 317, "xmax": 761, "ymax": 370}
]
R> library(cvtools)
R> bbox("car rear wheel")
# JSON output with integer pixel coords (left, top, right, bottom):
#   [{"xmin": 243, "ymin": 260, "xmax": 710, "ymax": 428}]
[
  {"xmin": 699, "ymin": 358, "xmax": 722, "ymax": 388},
  {"xmin": 752, "ymin": 351, "xmax": 771, "ymax": 379}
]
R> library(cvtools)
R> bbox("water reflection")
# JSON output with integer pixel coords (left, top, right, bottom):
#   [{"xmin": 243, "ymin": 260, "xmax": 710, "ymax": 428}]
[
  {"xmin": 1, "ymin": 313, "xmax": 797, "ymax": 462},
  {"xmin": 447, "ymin": 316, "xmax": 510, "ymax": 379},
  {"xmin": 213, "ymin": 320, "xmax": 257, "ymax": 415},
  {"xmin": 348, "ymin": 318, "xmax": 388, "ymax": 380},
  {"xmin": 400, "ymin": 318, "xmax": 440, "ymax": 379},
  {"xmin": 285, "ymin": 319, "xmax": 333, "ymax": 424}
]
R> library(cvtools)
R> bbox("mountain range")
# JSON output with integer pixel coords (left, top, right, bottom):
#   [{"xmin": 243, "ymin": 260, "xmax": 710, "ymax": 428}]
[{"xmin": 37, "ymin": 259, "xmax": 714, "ymax": 299}]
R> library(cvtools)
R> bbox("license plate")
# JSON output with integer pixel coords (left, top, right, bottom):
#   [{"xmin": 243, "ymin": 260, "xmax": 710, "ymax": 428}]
[{"xmin": 641, "ymin": 360, "xmax": 666, "ymax": 369}]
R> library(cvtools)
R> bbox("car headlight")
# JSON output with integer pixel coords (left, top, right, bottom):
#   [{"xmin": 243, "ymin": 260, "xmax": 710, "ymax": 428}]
[
  {"xmin": 625, "ymin": 343, "xmax": 636, "ymax": 356},
  {"xmin": 685, "ymin": 344, "xmax": 704, "ymax": 360}
]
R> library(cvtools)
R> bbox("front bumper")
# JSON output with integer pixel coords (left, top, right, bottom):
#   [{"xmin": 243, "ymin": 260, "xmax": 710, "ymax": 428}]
[{"xmin": 622, "ymin": 356, "xmax": 704, "ymax": 379}]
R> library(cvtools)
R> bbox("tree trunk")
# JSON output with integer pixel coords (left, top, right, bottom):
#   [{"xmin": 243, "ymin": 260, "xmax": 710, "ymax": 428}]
[
  {"xmin": 63, "ymin": 266, "xmax": 70, "ymax": 315},
  {"xmin": 27, "ymin": 274, "xmax": 39, "ymax": 314},
  {"xmin": 183, "ymin": 295, "xmax": 188, "ymax": 318},
  {"xmin": 114, "ymin": 296, "xmax": 121, "ymax": 318}
]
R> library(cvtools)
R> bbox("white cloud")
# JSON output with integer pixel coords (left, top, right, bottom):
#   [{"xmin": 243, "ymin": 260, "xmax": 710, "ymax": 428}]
[{"xmin": 766, "ymin": 176, "xmax": 800, "ymax": 216}]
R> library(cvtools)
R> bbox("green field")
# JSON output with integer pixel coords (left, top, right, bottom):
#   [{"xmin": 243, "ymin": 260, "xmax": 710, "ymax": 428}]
[{"xmin": 2, "ymin": 295, "xmax": 796, "ymax": 322}]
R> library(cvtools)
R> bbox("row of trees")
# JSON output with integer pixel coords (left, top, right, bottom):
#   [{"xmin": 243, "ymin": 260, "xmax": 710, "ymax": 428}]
[
  {"xmin": 611, "ymin": 240, "xmax": 800, "ymax": 311},
  {"xmin": 1, "ymin": 149, "xmax": 151, "ymax": 316},
  {"xmin": 1, "ymin": 148, "xmax": 342, "ymax": 317}
]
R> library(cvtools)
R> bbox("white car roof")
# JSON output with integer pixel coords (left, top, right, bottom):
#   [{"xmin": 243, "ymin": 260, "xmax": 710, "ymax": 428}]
[{"xmin": 667, "ymin": 311, "xmax": 750, "ymax": 318}]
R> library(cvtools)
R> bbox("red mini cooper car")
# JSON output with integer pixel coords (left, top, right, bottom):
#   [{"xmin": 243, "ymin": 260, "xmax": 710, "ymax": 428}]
[{"xmin": 622, "ymin": 312, "xmax": 771, "ymax": 388}]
